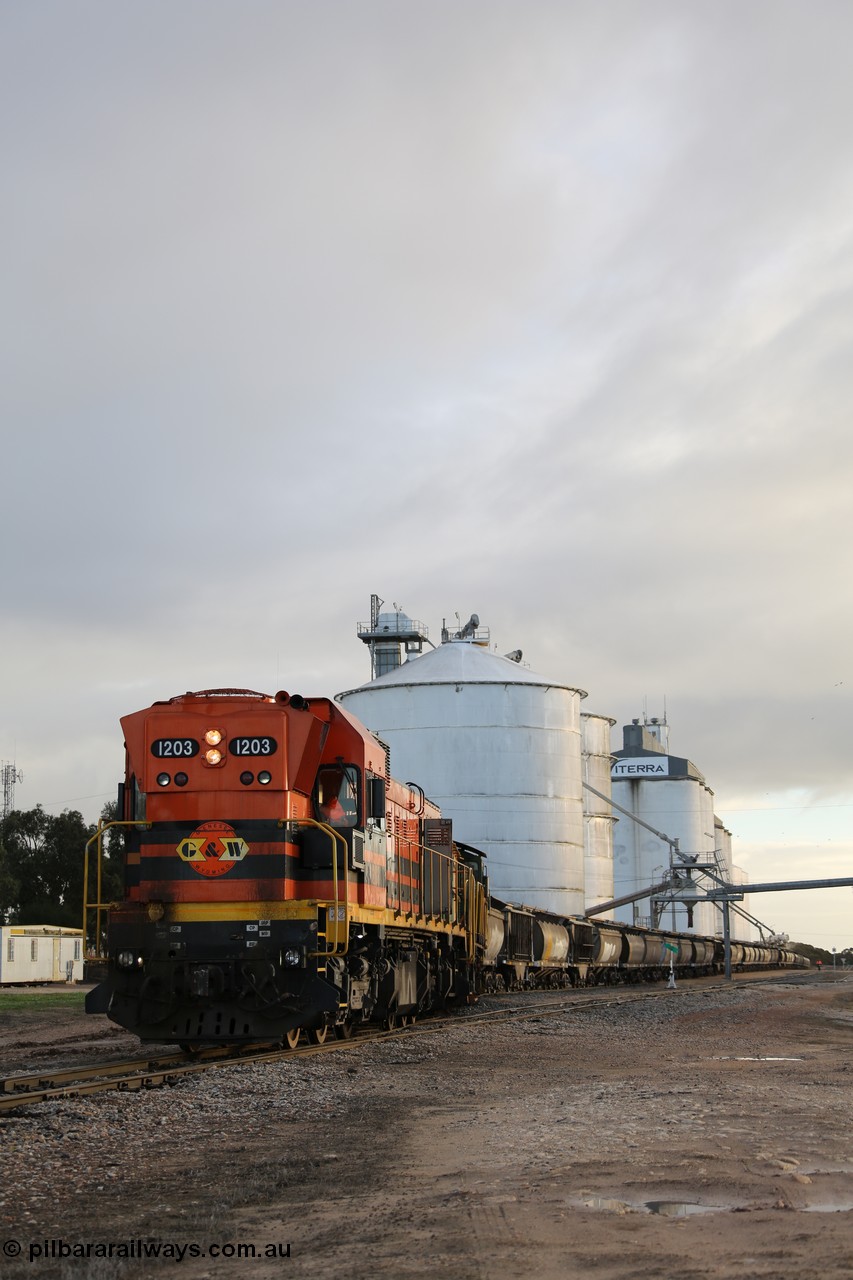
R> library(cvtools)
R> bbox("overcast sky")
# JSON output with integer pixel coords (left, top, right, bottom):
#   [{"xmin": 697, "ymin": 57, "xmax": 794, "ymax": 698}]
[{"xmin": 2, "ymin": 2, "xmax": 851, "ymax": 948}]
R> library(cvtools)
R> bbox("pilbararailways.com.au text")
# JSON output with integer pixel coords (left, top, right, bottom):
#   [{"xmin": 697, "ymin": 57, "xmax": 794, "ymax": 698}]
[{"xmin": 3, "ymin": 1238, "xmax": 292, "ymax": 1263}]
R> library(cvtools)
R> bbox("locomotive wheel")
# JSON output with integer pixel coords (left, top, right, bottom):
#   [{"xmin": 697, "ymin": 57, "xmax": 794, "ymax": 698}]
[
  {"xmin": 282, "ymin": 1027, "xmax": 301, "ymax": 1050},
  {"xmin": 335, "ymin": 1019, "xmax": 354, "ymax": 1040},
  {"xmin": 384, "ymin": 1013, "xmax": 398, "ymax": 1031},
  {"xmin": 308, "ymin": 1025, "xmax": 329, "ymax": 1045}
]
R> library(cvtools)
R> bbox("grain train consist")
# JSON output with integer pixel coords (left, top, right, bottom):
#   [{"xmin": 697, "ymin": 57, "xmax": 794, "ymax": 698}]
[{"xmin": 86, "ymin": 689, "xmax": 807, "ymax": 1045}]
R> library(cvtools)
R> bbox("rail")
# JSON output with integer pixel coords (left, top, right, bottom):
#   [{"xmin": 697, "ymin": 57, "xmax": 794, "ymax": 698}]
[{"xmin": 1, "ymin": 981, "xmax": 755, "ymax": 1113}]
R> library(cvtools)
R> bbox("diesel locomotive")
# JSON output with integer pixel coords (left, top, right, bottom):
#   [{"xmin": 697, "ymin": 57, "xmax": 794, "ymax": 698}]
[
  {"xmin": 86, "ymin": 687, "xmax": 806, "ymax": 1046},
  {"xmin": 86, "ymin": 688, "xmax": 486, "ymax": 1044}
]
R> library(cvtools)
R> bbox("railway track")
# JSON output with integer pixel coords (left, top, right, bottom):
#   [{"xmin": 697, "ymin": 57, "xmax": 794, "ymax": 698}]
[{"xmin": 0, "ymin": 977, "xmax": 768, "ymax": 1114}]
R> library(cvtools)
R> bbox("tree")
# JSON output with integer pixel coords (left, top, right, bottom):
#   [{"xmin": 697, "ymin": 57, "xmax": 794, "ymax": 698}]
[
  {"xmin": 0, "ymin": 805, "xmax": 95, "ymax": 927},
  {"xmin": 789, "ymin": 940, "xmax": 834, "ymax": 967}
]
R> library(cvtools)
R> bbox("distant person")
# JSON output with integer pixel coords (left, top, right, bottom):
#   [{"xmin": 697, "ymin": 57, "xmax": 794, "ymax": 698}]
[
  {"xmin": 323, "ymin": 793, "xmax": 348, "ymax": 824},
  {"xmin": 318, "ymin": 769, "xmax": 357, "ymax": 825}
]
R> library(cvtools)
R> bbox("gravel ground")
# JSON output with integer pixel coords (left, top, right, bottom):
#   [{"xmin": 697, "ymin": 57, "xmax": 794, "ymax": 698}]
[{"xmin": 1, "ymin": 973, "xmax": 851, "ymax": 1279}]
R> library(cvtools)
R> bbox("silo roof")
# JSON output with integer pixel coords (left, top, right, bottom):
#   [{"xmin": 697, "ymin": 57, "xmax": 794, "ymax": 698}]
[{"xmin": 337, "ymin": 641, "xmax": 587, "ymax": 698}]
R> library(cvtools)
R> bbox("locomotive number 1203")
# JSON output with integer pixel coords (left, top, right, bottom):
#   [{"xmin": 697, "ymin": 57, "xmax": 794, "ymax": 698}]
[{"xmin": 230, "ymin": 737, "xmax": 277, "ymax": 756}]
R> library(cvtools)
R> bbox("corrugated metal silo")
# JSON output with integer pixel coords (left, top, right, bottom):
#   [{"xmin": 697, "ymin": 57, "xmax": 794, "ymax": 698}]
[
  {"xmin": 729, "ymin": 864, "xmax": 757, "ymax": 942},
  {"xmin": 611, "ymin": 777, "xmax": 716, "ymax": 932},
  {"xmin": 581, "ymin": 712, "xmax": 615, "ymax": 911},
  {"xmin": 337, "ymin": 638, "xmax": 587, "ymax": 916}
]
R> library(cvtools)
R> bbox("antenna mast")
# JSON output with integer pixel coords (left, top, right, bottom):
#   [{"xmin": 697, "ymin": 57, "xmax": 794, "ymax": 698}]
[{"xmin": 1, "ymin": 762, "xmax": 23, "ymax": 819}]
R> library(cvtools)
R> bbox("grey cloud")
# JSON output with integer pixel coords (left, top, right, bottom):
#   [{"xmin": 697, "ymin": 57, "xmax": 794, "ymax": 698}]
[{"xmin": 2, "ymin": 2, "xmax": 853, "ymax": 945}]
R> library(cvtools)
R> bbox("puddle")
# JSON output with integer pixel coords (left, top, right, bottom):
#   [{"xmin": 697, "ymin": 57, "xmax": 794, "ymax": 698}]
[
  {"xmin": 706, "ymin": 1054, "xmax": 799, "ymax": 1064},
  {"xmin": 579, "ymin": 1194, "xmax": 853, "ymax": 1215},
  {"xmin": 646, "ymin": 1200, "xmax": 719, "ymax": 1216},
  {"xmin": 582, "ymin": 1197, "xmax": 635, "ymax": 1214},
  {"xmin": 579, "ymin": 1196, "xmax": 722, "ymax": 1216}
]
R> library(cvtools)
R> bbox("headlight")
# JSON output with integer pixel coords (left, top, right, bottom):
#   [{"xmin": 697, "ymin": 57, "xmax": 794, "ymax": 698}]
[
  {"xmin": 283, "ymin": 948, "xmax": 302, "ymax": 967},
  {"xmin": 205, "ymin": 728, "xmax": 223, "ymax": 746},
  {"xmin": 117, "ymin": 950, "xmax": 135, "ymax": 969},
  {"xmin": 205, "ymin": 748, "xmax": 223, "ymax": 765}
]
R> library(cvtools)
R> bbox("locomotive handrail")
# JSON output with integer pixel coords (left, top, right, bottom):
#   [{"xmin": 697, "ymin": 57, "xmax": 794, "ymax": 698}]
[
  {"xmin": 408, "ymin": 840, "xmax": 473, "ymax": 933},
  {"xmin": 464, "ymin": 872, "xmax": 487, "ymax": 961},
  {"xmin": 284, "ymin": 819, "xmax": 350, "ymax": 957},
  {"xmin": 391, "ymin": 834, "xmax": 472, "ymax": 934},
  {"xmin": 82, "ymin": 820, "xmax": 151, "ymax": 958}
]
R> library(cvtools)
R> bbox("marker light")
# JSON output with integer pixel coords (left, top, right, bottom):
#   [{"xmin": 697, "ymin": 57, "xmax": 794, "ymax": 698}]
[
  {"xmin": 205, "ymin": 748, "xmax": 223, "ymax": 765},
  {"xmin": 175, "ymin": 772, "xmax": 188, "ymax": 787},
  {"xmin": 156, "ymin": 773, "xmax": 170, "ymax": 787},
  {"xmin": 240, "ymin": 771, "xmax": 254, "ymax": 786},
  {"xmin": 258, "ymin": 771, "xmax": 272, "ymax": 785},
  {"xmin": 205, "ymin": 729, "xmax": 223, "ymax": 746}
]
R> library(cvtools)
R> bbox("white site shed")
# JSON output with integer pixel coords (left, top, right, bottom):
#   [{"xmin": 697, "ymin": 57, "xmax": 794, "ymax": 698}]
[{"xmin": 0, "ymin": 925, "xmax": 85, "ymax": 984}]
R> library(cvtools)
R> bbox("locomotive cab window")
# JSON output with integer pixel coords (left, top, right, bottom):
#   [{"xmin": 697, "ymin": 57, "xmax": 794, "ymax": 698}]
[
  {"xmin": 314, "ymin": 765, "xmax": 359, "ymax": 827},
  {"xmin": 130, "ymin": 776, "xmax": 147, "ymax": 822}
]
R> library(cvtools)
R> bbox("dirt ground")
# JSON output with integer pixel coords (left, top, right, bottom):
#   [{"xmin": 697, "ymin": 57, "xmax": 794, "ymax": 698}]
[{"xmin": 1, "ymin": 972, "xmax": 852, "ymax": 1280}]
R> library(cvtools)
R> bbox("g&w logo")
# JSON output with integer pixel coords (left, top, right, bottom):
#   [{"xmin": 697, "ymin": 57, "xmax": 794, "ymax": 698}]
[{"xmin": 177, "ymin": 821, "xmax": 249, "ymax": 878}]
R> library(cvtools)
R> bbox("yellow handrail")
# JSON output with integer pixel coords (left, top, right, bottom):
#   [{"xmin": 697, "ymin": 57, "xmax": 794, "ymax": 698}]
[
  {"xmin": 283, "ymin": 818, "xmax": 350, "ymax": 957},
  {"xmin": 84, "ymin": 814, "xmax": 482, "ymax": 967},
  {"xmin": 82, "ymin": 820, "xmax": 150, "ymax": 958},
  {"xmin": 401, "ymin": 840, "xmax": 475, "ymax": 931}
]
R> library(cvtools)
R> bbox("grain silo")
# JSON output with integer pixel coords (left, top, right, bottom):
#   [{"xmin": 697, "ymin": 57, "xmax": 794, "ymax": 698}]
[
  {"xmin": 581, "ymin": 712, "xmax": 616, "ymax": 911},
  {"xmin": 337, "ymin": 616, "xmax": 587, "ymax": 916},
  {"xmin": 610, "ymin": 715, "xmax": 717, "ymax": 931}
]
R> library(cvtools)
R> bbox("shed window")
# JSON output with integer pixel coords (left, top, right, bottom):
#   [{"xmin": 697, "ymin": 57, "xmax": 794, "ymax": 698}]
[
  {"xmin": 74, "ymin": 940, "xmax": 81, "ymax": 961},
  {"xmin": 31, "ymin": 939, "xmax": 38, "ymax": 961},
  {"xmin": 6, "ymin": 938, "xmax": 13, "ymax": 962}
]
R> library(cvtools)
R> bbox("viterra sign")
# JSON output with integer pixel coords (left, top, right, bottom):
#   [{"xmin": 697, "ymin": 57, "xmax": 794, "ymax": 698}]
[{"xmin": 610, "ymin": 757, "xmax": 670, "ymax": 778}]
